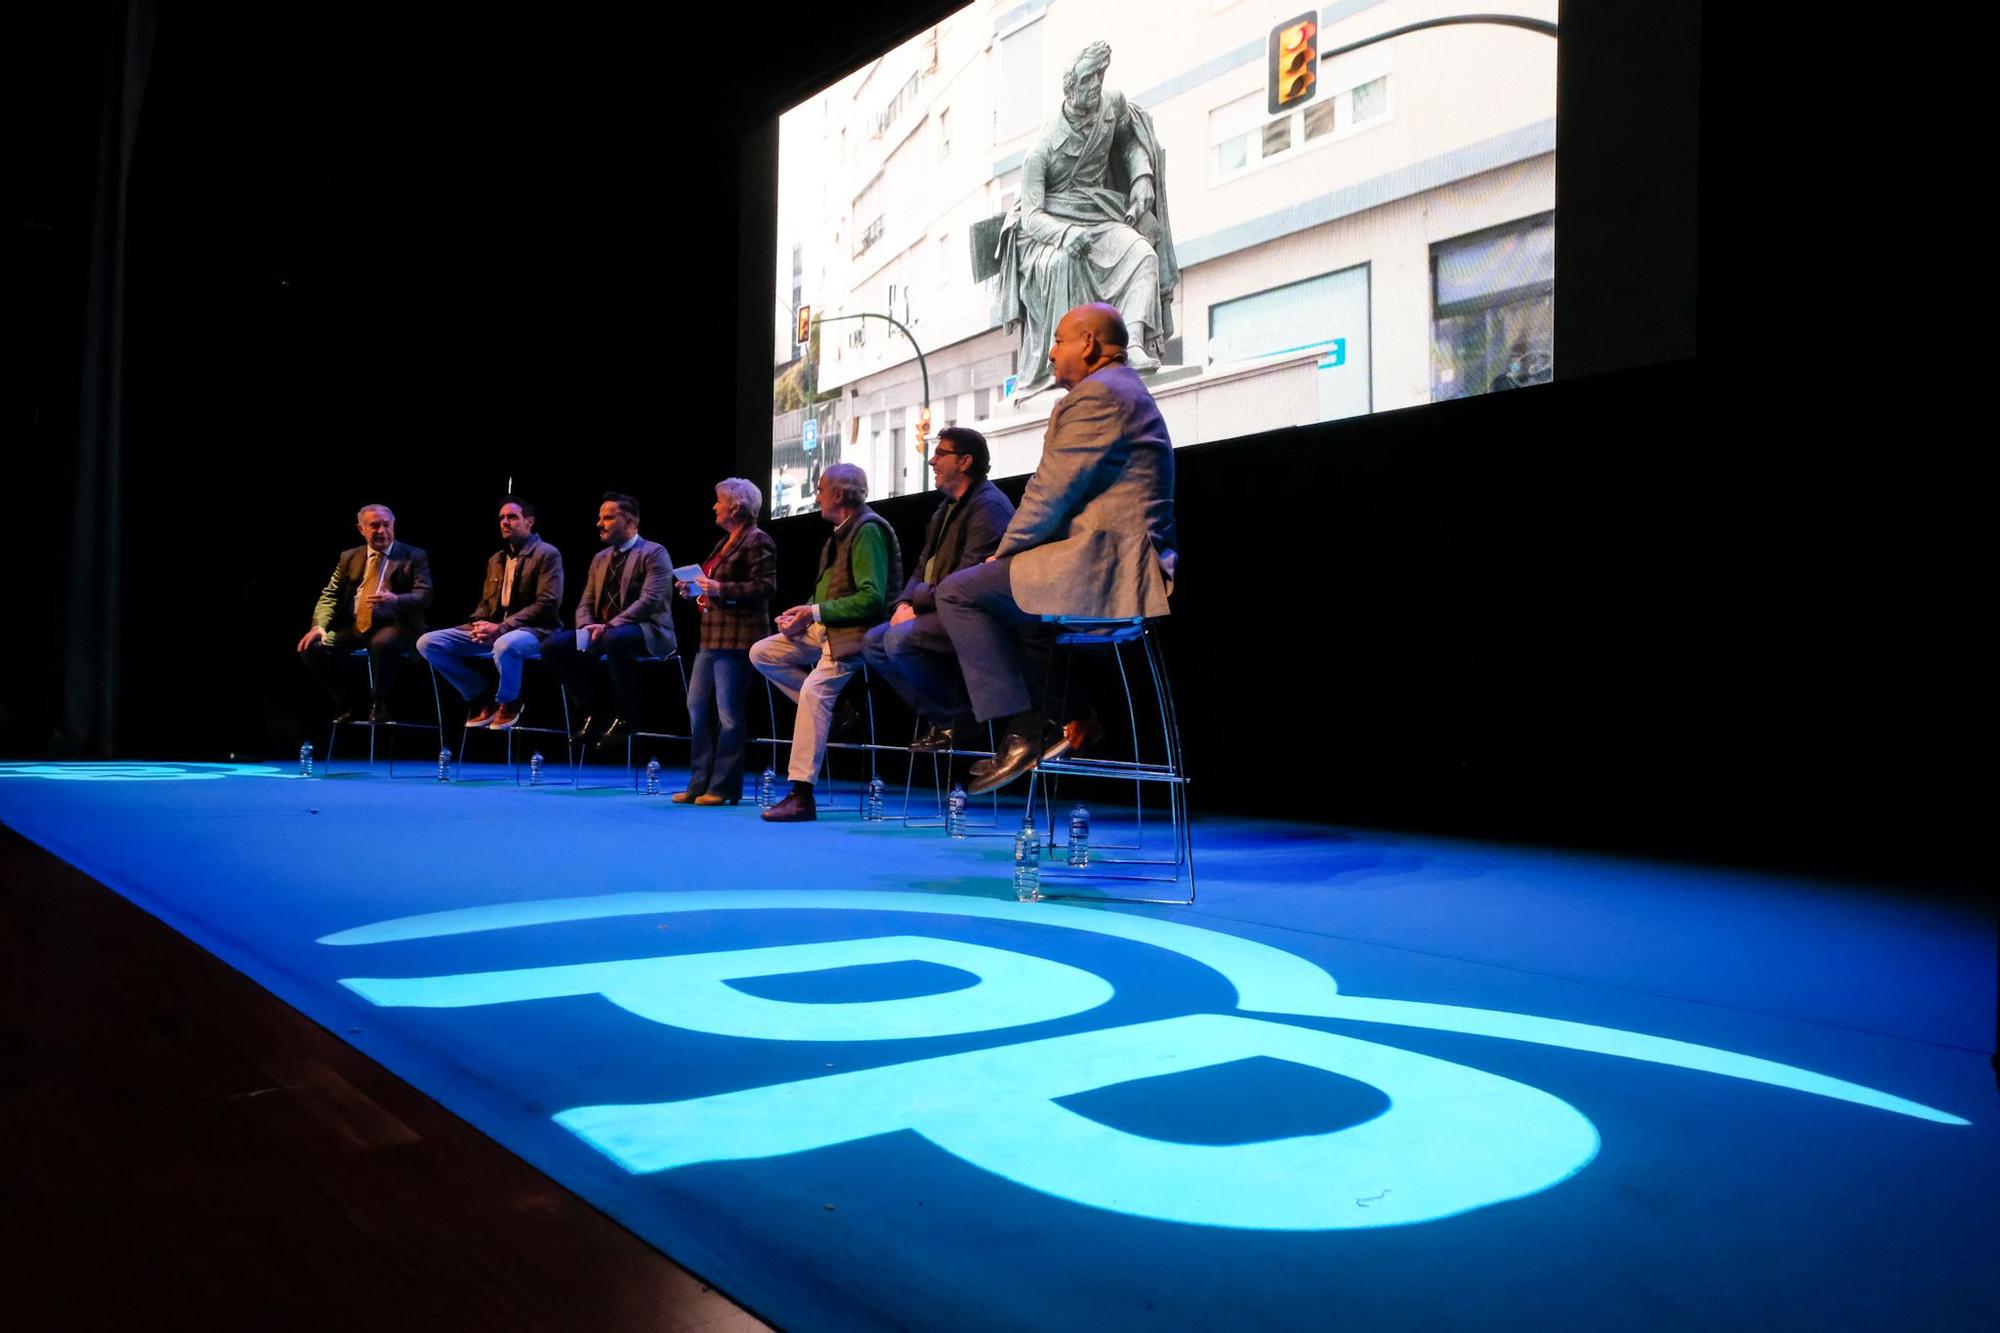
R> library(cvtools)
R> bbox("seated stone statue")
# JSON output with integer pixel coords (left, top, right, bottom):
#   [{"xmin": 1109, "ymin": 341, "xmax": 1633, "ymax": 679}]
[{"xmin": 1000, "ymin": 40, "xmax": 1179, "ymax": 389}]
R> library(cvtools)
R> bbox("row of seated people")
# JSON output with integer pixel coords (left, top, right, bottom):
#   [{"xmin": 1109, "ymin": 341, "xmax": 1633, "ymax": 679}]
[{"xmin": 298, "ymin": 302, "xmax": 1179, "ymax": 822}]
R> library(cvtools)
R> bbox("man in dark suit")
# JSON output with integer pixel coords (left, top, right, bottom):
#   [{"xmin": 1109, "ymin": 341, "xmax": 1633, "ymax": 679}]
[
  {"xmin": 861, "ymin": 427, "xmax": 1015, "ymax": 752},
  {"xmin": 416, "ymin": 497, "xmax": 565, "ymax": 731},
  {"xmin": 539, "ymin": 492, "xmax": 676, "ymax": 751},
  {"xmin": 937, "ymin": 303, "xmax": 1178, "ymax": 793},
  {"xmin": 296, "ymin": 503, "xmax": 435, "ymax": 723}
]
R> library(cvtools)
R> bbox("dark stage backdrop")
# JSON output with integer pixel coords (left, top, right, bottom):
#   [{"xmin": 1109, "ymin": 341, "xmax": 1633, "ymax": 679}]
[{"xmin": 13, "ymin": 2, "xmax": 1981, "ymax": 886}]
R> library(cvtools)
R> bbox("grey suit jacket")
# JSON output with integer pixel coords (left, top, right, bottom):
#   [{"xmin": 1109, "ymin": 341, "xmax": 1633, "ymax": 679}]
[
  {"xmin": 313, "ymin": 541, "xmax": 433, "ymax": 634},
  {"xmin": 997, "ymin": 364, "xmax": 1177, "ymax": 619},
  {"xmin": 575, "ymin": 536, "xmax": 677, "ymax": 658},
  {"xmin": 468, "ymin": 534, "xmax": 564, "ymax": 638}
]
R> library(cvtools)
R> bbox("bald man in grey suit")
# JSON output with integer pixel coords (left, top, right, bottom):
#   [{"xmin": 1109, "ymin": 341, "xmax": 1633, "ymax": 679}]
[{"xmin": 937, "ymin": 302, "xmax": 1177, "ymax": 793}]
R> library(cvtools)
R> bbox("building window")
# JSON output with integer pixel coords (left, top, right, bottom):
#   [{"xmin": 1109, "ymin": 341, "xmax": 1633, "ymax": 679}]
[
  {"xmin": 1352, "ymin": 76, "xmax": 1388, "ymax": 123},
  {"xmin": 938, "ymin": 107, "xmax": 952, "ymax": 159},
  {"xmin": 1430, "ymin": 213, "xmax": 1555, "ymax": 400},
  {"xmin": 1208, "ymin": 91, "xmax": 1261, "ymax": 178},
  {"xmin": 1210, "ymin": 52, "xmax": 1393, "ymax": 182},
  {"xmin": 996, "ymin": 18, "xmax": 1045, "ymax": 140},
  {"xmin": 853, "ymin": 173, "xmax": 885, "ymax": 259},
  {"xmin": 1209, "ymin": 263, "xmax": 1372, "ymax": 422},
  {"xmin": 1303, "ymin": 100, "xmax": 1336, "ymax": 142}
]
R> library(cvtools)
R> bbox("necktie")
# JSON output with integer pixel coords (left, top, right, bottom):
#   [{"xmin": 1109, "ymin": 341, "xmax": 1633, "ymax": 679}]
[
  {"xmin": 600, "ymin": 548, "xmax": 629, "ymax": 621},
  {"xmin": 356, "ymin": 550, "xmax": 382, "ymax": 632}
]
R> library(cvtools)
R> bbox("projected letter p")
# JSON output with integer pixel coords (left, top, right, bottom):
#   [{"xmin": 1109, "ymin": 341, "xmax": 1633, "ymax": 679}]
[
  {"xmin": 341, "ymin": 935, "xmax": 1112, "ymax": 1042},
  {"xmin": 555, "ymin": 1014, "xmax": 1600, "ymax": 1230}
]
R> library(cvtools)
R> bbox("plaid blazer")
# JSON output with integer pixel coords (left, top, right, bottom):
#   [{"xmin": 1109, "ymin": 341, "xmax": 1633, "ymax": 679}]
[{"xmin": 693, "ymin": 524, "xmax": 777, "ymax": 652}]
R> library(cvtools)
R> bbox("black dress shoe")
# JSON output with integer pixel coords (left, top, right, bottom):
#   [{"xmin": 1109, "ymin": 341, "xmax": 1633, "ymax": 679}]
[
  {"xmin": 830, "ymin": 698, "xmax": 866, "ymax": 740},
  {"xmin": 331, "ymin": 706, "xmax": 360, "ymax": 725},
  {"xmin": 966, "ymin": 731, "xmax": 1039, "ymax": 794},
  {"xmin": 761, "ymin": 789, "xmax": 817, "ymax": 822},
  {"xmin": 909, "ymin": 723, "xmax": 955, "ymax": 753},
  {"xmin": 367, "ymin": 699, "xmax": 392, "ymax": 724},
  {"xmin": 593, "ymin": 718, "xmax": 632, "ymax": 751}
]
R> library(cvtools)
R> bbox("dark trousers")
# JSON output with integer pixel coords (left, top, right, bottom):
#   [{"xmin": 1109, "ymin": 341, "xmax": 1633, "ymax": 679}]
[
  {"xmin": 299, "ymin": 626, "xmax": 409, "ymax": 708},
  {"xmin": 934, "ymin": 557, "xmax": 1051, "ymax": 727},
  {"xmin": 861, "ymin": 612, "xmax": 969, "ymax": 726},
  {"xmin": 540, "ymin": 623, "xmax": 650, "ymax": 719},
  {"xmin": 686, "ymin": 648, "xmax": 752, "ymax": 799}
]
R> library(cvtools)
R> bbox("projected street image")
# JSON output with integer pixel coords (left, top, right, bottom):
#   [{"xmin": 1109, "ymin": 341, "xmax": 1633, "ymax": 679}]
[{"xmin": 770, "ymin": 0, "xmax": 1558, "ymax": 510}]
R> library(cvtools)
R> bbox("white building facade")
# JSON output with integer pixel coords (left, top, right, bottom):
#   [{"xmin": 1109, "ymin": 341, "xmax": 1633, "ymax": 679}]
[{"xmin": 772, "ymin": 0, "xmax": 1557, "ymax": 508}]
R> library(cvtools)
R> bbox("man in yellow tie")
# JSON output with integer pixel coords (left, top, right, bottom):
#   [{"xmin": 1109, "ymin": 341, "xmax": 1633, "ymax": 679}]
[{"xmin": 296, "ymin": 503, "xmax": 434, "ymax": 724}]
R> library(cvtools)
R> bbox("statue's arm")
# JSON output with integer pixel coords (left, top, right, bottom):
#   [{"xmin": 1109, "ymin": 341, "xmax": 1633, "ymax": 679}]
[{"xmin": 1017, "ymin": 142, "xmax": 1072, "ymax": 248}]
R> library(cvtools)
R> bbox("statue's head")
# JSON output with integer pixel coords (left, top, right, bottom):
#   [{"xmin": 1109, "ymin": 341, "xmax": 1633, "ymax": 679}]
[{"xmin": 1062, "ymin": 42, "xmax": 1112, "ymax": 116}]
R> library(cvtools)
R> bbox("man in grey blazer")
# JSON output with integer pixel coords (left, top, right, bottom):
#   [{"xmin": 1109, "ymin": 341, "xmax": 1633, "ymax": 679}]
[
  {"xmin": 416, "ymin": 496, "xmax": 565, "ymax": 731},
  {"xmin": 539, "ymin": 492, "xmax": 676, "ymax": 751},
  {"xmin": 296, "ymin": 503, "xmax": 434, "ymax": 724},
  {"xmin": 937, "ymin": 303, "xmax": 1177, "ymax": 793},
  {"xmin": 862, "ymin": 427, "xmax": 1016, "ymax": 751}
]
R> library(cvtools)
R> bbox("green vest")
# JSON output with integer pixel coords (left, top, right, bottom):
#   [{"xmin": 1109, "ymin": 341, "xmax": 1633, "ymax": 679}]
[{"xmin": 817, "ymin": 507, "xmax": 904, "ymax": 660}]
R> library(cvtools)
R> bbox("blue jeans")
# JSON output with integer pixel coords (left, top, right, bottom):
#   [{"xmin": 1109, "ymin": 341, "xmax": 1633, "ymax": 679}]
[
  {"xmin": 416, "ymin": 626, "xmax": 543, "ymax": 703},
  {"xmin": 687, "ymin": 648, "xmax": 753, "ymax": 799}
]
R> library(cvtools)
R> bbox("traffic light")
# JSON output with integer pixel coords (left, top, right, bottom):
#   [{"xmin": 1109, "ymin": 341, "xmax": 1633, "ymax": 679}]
[
  {"xmin": 796, "ymin": 304, "xmax": 812, "ymax": 346},
  {"xmin": 1268, "ymin": 13, "xmax": 1319, "ymax": 115}
]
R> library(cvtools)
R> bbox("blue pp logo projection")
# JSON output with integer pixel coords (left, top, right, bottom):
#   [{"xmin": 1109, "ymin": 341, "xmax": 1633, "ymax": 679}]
[{"xmin": 322, "ymin": 891, "xmax": 1968, "ymax": 1231}]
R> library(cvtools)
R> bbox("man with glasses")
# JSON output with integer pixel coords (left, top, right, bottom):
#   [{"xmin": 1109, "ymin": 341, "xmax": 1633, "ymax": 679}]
[{"xmin": 862, "ymin": 428, "xmax": 1015, "ymax": 752}]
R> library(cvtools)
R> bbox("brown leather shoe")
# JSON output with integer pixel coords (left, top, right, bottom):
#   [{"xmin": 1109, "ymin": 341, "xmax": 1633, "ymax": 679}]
[
  {"xmin": 694, "ymin": 793, "xmax": 736, "ymax": 806},
  {"xmin": 1042, "ymin": 711, "xmax": 1103, "ymax": 761},
  {"xmin": 488, "ymin": 699, "xmax": 524, "ymax": 730},
  {"xmin": 761, "ymin": 789, "xmax": 817, "ymax": 822},
  {"xmin": 670, "ymin": 790, "xmax": 697, "ymax": 804},
  {"xmin": 465, "ymin": 699, "xmax": 500, "ymax": 728}
]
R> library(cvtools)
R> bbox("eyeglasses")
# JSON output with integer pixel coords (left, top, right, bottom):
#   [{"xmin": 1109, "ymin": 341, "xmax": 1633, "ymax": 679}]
[{"xmin": 929, "ymin": 449, "xmax": 963, "ymax": 462}]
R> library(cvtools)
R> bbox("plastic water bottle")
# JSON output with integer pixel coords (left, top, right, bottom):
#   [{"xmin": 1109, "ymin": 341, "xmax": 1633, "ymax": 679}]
[
  {"xmin": 946, "ymin": 784, "xmax": 968, "ymax": 839},
  {"xmin": 1067, "ymin": 802, "xmax": 1090, "ymax": 867},
  {"xmin": 866, "ymin": 776, "xmax": 885, "ymax": 821},
  {"xmin": 529, "ymin": 751, "xmax": 544, "ymax": 787},
  {"xmin": 437, "ymin": 747, "xmax": 452, "ymax": 782},
  {"xmin": 759, "ymin": 766, "xmax": 778, "ymax": 810},
  {"xmin": 298, "ymin": 742, "xmax": 313, "ymax": 778},
  {"xmin": 1012, "ymin": 816, "xmax": 1041, "ymax": 901},
  {"xmin": 645, "ymin": 757, "xmax": 662, "ymax": 796}
]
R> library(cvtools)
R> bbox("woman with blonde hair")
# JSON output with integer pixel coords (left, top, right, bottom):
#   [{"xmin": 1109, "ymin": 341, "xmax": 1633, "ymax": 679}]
[{"xmin": 672, "ymin": 478, "xmax": 778, "ymax": 804}]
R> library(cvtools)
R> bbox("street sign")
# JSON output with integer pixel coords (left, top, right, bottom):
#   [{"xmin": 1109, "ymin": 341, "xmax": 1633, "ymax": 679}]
[
  {"xmin": 1316, "ymin": 339, "xmax": 1348, "ymax": 370},
  {"xmin": 1003, "ymin": 374, "xmax": 1018, "ymax": 400},
  {"xmin": 802, "ymin": 418, "xmax": 819, "ymax": 452}
]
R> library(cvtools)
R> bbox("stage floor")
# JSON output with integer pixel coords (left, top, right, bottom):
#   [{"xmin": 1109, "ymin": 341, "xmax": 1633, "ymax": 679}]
[{"xmin": 2, "ymin": 759, "xmax": 1994, "ymax": 1330}]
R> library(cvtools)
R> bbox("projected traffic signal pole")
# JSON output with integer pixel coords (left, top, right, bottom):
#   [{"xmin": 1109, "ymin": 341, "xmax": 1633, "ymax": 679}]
[
  {"xmin": 807, "ymin": 311, "xmax": 935, "ymax": 492},
  {"xmin": 1270, "ymin": 12, "xmax": 1557, "ymax": 111}
]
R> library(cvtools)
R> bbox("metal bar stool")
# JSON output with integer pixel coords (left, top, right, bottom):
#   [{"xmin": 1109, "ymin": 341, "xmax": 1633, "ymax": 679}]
[
  {"xmin": 900, "ymin": 719, "xmax": 1002, "ymax": 832},
  {"xmin": 615, "ymin": 654, "xmax": 696, "ymax": 791},
  {"xmin": 754, "ymin": 661, "xmax": 887, "ymax": 815},
  {"xmin": 456, "ymin": 658, "xmax": 574, "ymax": 785},
  {"xmin": 557, "ymin": 652, "xmax": 687, "ymax": 791},
  {"xmin": 324, "ymin": 650, "xmax": 446, "ymax": 778},
  {"xmin": 1024, "ymin": 616, "xmax": 1193, "ymax": 904}
]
